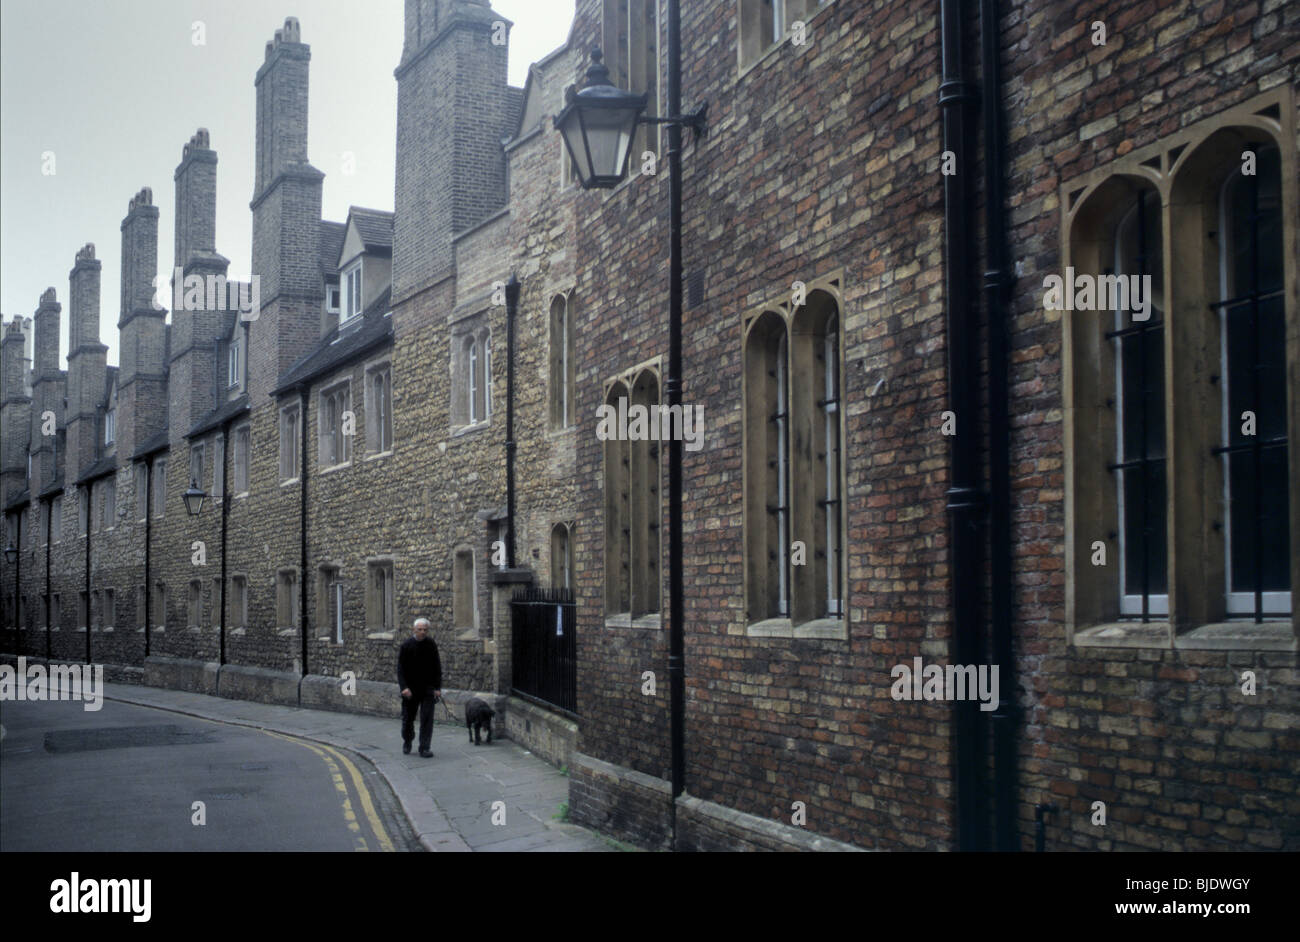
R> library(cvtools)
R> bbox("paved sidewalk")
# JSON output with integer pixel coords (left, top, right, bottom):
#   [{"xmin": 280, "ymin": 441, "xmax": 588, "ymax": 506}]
[{"xmin": 102, "ymin": 683, "xmax": 618, "ymax": 852}]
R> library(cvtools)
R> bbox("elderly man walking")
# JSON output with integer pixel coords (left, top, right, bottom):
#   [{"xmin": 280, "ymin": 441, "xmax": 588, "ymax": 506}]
[{"xmin": 398, "ymin": 617, "xmax": 442, "ymax": 757}]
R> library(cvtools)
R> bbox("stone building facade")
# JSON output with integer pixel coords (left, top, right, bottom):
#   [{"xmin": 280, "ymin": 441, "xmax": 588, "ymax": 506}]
[{"xmin": 3, "ymin": 0, "xmax": 1297, "ymax": 852}]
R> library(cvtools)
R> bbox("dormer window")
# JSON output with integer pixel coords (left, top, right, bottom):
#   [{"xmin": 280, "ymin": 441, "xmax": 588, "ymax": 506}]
[
  {"xmin": 343, "ymin": 262, "xmax": 363, "ymax": 322},
  {"xmin": 327, "ymin": 285, "xmax": 341, "ymax": 315},
  {"xmin": 228, "ymin": 335, "xmax": 241, "ymax": 388}
]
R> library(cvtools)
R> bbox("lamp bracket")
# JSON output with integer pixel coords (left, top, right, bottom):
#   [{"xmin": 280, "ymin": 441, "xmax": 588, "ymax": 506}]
[{"xmin": 639, "ymin": 101, "xmax": 709, "ymax": 143}]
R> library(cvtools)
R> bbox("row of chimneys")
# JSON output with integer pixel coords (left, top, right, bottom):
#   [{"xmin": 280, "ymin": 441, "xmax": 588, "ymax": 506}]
[{"xmin": 4, "ymin": 15, "xmax": 323, "ymax": 506}]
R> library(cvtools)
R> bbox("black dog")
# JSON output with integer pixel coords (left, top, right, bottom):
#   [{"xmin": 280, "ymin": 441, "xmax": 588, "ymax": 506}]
[{"xmin": 465, "ymin": 697, "xmax": 495, "ymax": 745}]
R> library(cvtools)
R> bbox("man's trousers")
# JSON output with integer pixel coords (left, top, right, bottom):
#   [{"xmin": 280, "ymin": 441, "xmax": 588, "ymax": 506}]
[{"xmin": 402, "ymin": 692, "xmax": 436, "ymax": 752}]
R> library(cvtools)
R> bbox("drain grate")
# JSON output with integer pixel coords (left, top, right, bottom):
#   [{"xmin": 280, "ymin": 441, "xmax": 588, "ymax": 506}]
[{"xmin": 43, "ymin": 724, "xmax": 219, "ymax": 754}]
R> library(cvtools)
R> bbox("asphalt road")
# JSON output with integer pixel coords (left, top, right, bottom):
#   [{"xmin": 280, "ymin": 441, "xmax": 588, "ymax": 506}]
[{"xmin": 0, "ymin": 697, "xmax": 421, "ymax": 852}]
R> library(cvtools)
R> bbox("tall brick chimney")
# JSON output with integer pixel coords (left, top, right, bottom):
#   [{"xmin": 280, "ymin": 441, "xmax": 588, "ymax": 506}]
[
  {"xmin": 172, "ymin": 130, "xmax": 231, "ymax": 438},
  {"xmin": 393, "ymin": 0, "xmax": 511, "ymax": 304},
  {"xmin": 29, "ymin": 289, "xmax": 62, "ymax": 490},
  {"xmin": 65, "ymin": 244, "xmax": 107, "ymax": 481},
  {"xmin": 117, "ymin": 187, "xmax": 167, "ymax": 459},
  {"xmin": 1, "ymin": 318, "xmax": 33, "ymax": 506},
  {"xmin": 249, "ymin": 16, "xmax": 324, "ymax": 397}
]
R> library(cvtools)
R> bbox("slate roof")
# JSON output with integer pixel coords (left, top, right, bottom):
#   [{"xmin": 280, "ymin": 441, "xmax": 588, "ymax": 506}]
[
  {"xmin": 132, "ymin": 429, "xmax": 170, "ymax": 459},
  {"xmin": 187, "ymin": 393, "xmax": 250, "ymax": 439},
  {"xmin": 320, "ymin": 220, "xmax": 346, "ymax": 276},
  {"xmin": 75, "ymin": 455, "xmax": 117, "ymax": 486},
  {"xmin": 38, "ymin": 475, "xmax": 64, "ymax": 499},
  {"xmin": 272, "ymin": 287, "xmax": 393, "ymax": 396},
  {"xmin": 349, "ymin": 207, "xmax": 394, "ymax": 255},
  {"xmin": 4, "ymin": 488, "xmax": 30, "ymax": 511}
]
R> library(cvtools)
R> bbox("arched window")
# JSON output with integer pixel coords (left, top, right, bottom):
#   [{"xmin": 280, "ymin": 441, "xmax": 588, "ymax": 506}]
[
  {"xmin": 744, "ymin": 310, "xmax": 789, "ymax": 621},
  {"xmin": 629, "ymin": 369, "xmax": 660, "ymax": 616},
  {"xmin": 467, "ymin": 338, "xmax": 480, "ymax": 424},
  {"xmin": 551, "ymin": 523, "xmax": 572, "ymax": 590},
  {"xmin": 743, "ymin": 287, "xmax": 845, "ymax": 629},
  {"xmin": 604, "ymin": 382, "xmax": 631, "ymax": 615},
  {"xmin": 550, "ymin": 294, "xmax": 575, "ymax": 429},
  {"xmin": 1109, "ymin": 186, "xmax": 1167, "ymax": 618},
  {"xmin": 1062, "ymin": 90, "xmax": 1296, "ymax": 635},
  {"xmin": 1217, "ymin": 143, "xmax": 1288, "ymax": 616},
  {"xmin": 791, "ymin": 290, "xmax": 845, "ymax": 623},
  {"xmin": 482, "ymin": 330, "xmax": 492, "ymax": 419}
]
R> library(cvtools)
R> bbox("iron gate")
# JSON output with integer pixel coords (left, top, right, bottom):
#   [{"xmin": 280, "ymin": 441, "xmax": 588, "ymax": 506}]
[{"xmin": 510, "ymin": 586, "xmax": 576, "ymax": 715}]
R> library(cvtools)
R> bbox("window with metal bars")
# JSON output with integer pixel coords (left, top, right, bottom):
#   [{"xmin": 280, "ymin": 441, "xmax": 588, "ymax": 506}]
[
  {"xmin": 745, "ymin": 290, "xmax": 845, "ymax": 627},
  {"xmin": 1106, "ymin": 189, "xmax": 1168, "ymax": 619},
  {"xmin": 1215, "ymin": 144, "xmax": 1289, "ymax": 620}
]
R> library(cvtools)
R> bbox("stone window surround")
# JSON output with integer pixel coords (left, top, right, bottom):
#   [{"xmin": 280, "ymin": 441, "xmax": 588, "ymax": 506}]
[
  {"xmin": 1060, "ymin": 87, "xmax": 1298, "ymax": 651},
  {"xmin": 365, "ymin": 556, "xmax": 396, "ymax": 640},
  {"xmin": 316, "ymin": 562, "xmax": 343, "ymax": 643},
  {"xmin": 741, "ymin": 271, "xmax": 848, "ymax": 641},
  {"xmin": 153, "ymin": 581, "xmax": 167, "ymax": 633},
  {"xmin": 280, "ymin": 402, "xmax": 301, "ymax": 483},
  {"xmin": 602, "ymin": 354, "xmax": 664, "ymax": 628},
  {"xmin": 101, "ymin": 477, "xmax": 116, "ymax": 531},
  {"xmin": 187, "ymin": 578, "xmax": 204, "ymax": 630},
  {"xmin": 601, "ymin": 0, "xmax": 662, "ymax": 164},
  {"xmin": 232, "ymin": 422, "xmax": 251, "ymax": 496},
  {"xmin": 189, "ymin": 441, "xmax": 205, "ymax": 497},
  {"xmin": 736, "ymin": 0, "xmax": 837, "ymax": 79},
  {"xmin": 364, "ymin": 355, "xmax": 394, "ymax": 458},
  {"xmin": 211, "ymin": 432, "xmax": 225, "ymax": 501},
  {"xmin": 450, "ymin": 309, "xmax": 492, "ymax": 434},
  {"xmin": 211, "ymin": 576, "xmax": 222, "ymax": 630},
  {"xmin": 135, "ymin": 463, "xmax": 148, "ymax": 521},
  {"xmin": 452, "ymin": 544, "xmax": 478, "ymax": 637},
  {"xmin": 317, "ymin": 380, "xmax": 353, "ymax": 472},
  {"xmin": 229, "ymin": 573, "xmax": 249, "ymax": 632},
  {"xmin": 276, "ymin": 566, "xmax": 300, "ymax": 634},
  {"xmin": 551, "ymin": 520, "xmax": 575, "ymax": 590},
  {"xmin": 550, "ymin": 290, "xmax": 577, "ymax": 431}
]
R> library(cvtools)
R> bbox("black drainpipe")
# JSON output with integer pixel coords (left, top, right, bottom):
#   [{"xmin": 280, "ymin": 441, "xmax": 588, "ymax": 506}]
[
  {"xmin": 145, "ymin": 460, "xmax": 153, "ymax": 658},
  {"xmin": 84, "ymin": 484, "xmax": 92, "ymax": 664},
  {"xmin": 13, "ymin": 504, "xmax": 23, "ymax": 657},
  {"xmin": 44, "ymin": 495, "xmax": 52, "ymax": 659},
  {"xmin": 299, "ymin": 386, "xmax": 309, "ymax": 677},
  {"xmin": 219, "ymin": 424, "xmax": 230, "ymax": 666},
  {"xmin": 980, "ymin": 0, "xmax": 1018, "ymax": 852},
  {"xmin": 504, "ymin": 274, "xmax": 520, "ymax": 569},
  {"xmin": 940, "ymin": 0, "xmax": 988, "ymax": 851}
]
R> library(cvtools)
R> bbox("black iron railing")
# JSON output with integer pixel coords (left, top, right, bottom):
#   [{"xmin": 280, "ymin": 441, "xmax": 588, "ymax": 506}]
[{"xmin": 510, "ymin": 586, "xmax": 577, "ymax": 715}]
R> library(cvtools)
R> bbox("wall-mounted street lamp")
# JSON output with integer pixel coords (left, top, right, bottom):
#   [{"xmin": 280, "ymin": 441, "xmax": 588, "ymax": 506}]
[
  {"xmin": 556, "ymin": 20, "xmax": 706, "ymax": 819},
  {"xmin": 183, "ymin": 478, "xmax": 207, "ymax": 516},
  {"xmin": 3, "ymin": 542, "xmax": 16, "ymax": 564},
  {"xmin": 555, "ymin": 48, "xmax": 705, "ymax": 191}
]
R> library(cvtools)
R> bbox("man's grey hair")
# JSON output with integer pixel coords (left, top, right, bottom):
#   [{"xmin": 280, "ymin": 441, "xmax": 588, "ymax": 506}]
[{"xmin": 413, "ymin": 617, "xmax": 431, "ymax": 630}]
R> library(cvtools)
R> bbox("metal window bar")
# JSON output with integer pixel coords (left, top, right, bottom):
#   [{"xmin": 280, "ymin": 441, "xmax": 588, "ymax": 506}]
[
  {"xmin": 1104, "ymin": 189, "xmax": 1161, "ymax": 622},
  {"xmin": 1214, "ymin": 164, "xmax": 1286, "ymax": 622}
]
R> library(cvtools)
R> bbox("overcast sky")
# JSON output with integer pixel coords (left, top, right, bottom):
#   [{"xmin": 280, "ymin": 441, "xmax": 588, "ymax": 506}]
[{"xmin": 0, "ymin": 0, "xmax": 575, "ymax": 368}]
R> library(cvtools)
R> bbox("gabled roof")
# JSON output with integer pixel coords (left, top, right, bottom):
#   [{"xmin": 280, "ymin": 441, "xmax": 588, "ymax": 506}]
[
  {"xmin": 187, "ymin": 393, "xmax": 250, "ymax": 439},
  {"xmin": 320, "ymin": 220, "xmax": 346, "ymax": 277},
  {"xmin": 273, "ymin": 287, "xmax": 393, "ymax": 396},
  {"xmin": 347, "ymin": 207, "xmax": 394, "ymax": 255}
]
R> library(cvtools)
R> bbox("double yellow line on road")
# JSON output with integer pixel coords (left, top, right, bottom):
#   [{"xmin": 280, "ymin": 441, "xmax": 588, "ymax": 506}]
[{"xmin": 262, "ymin": 730, "xmax": 395, "ymax": 852}]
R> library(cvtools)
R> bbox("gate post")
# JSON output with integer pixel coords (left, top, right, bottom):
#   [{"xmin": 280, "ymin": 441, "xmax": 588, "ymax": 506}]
[{"xmin": 490, "ymin": 568, "xmax": 532, "ymax": 695}]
